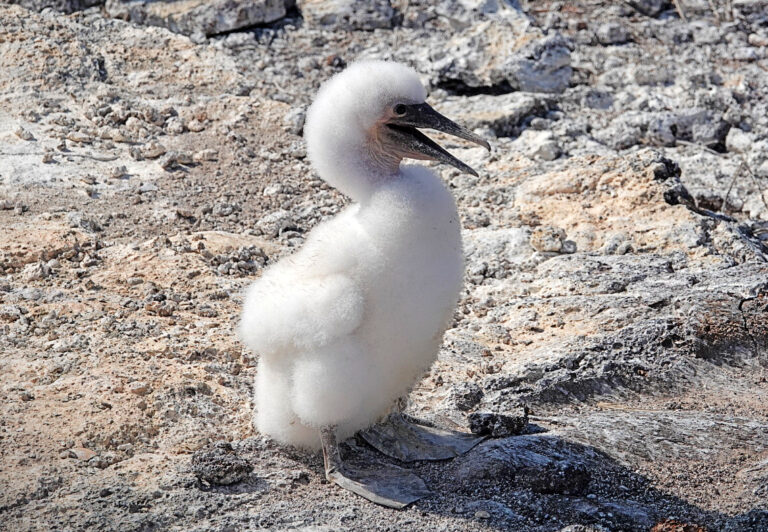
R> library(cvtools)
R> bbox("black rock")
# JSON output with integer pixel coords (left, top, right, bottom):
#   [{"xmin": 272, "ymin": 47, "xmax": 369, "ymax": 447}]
[
  {"xmin": 191, "ymin": 441, "xmax": 253, "ymax": 486},
  {"xmin": 451, "ymin": 382, "xmax": 484, "ymax": 412},
  {"xmin": 627, "ymin": 0, "xmax": 669, "ymax": 16},
  {"xmin": 468, "ymin": 409, "xmax": 529, "ymax": 438}
]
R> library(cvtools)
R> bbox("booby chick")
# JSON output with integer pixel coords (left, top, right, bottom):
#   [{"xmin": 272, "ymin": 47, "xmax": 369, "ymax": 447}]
[{"xmin": 239, "ymin": 60, "xmax": 489, "ymax": 507}]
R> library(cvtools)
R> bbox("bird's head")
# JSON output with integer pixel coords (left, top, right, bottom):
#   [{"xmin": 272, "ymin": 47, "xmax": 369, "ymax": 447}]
[{"xmin": 304, "ymin": 60, "xmax": 490, "ymax": 201}]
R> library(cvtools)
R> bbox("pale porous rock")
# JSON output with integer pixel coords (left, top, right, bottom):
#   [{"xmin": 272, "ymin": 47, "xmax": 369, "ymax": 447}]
[
  {"xmin": 595, "ymin": 22, "xmax": 630, "ymax": 45},
  {"xmin": 516, "ymin": 129, "xmax": 562, "ymax": 160},
  {"xmin": 389, "ymin": 2, "xmax": 572, "ymax": 93},
  {"xmin": 430, "ymin": 25, "xmax": 572, "ymax": 93},
  {"xmin": 595, "ymin": 109, "xmax": 730, "ymax": 151},
  {"xmin": 105, "ymin": 0, "xmax": 288, "ymax": 36},
  {"xmin": 298, "ymin": 0, "xmax": 394, "ymax": 30},
  {"xmin": 437, "ymin": 92, "xmax": 555, "ymax": 138},
  {"xmin": 3, "ymin": 0, "xmax": 103, "ymax": 13},
  {"xmin": 726, "ymin": 127, "xmax": 753, "ymax": 153},
  {"xmin": 733, "ymin": 0, "xmax": 768, "ymax": 24}
]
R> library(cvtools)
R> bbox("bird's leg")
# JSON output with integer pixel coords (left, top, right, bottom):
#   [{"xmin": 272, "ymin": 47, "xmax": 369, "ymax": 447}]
[
  {"xmin": 319, "ymin": 424, "xmax": 431, "ymax": 509},
  {"xmin": 320, "ymin": 425, "xmax": 342, "ymax": 480},
  {"xmin": 391, "ymin": 396, "xmax": 408, "ymax": 415}
]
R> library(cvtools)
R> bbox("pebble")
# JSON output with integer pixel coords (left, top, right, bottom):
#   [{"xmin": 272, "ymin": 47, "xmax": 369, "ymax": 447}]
[
  {"xmin": 193, "ymin": 149, "xmax": 218, "ymax": 162},
  {"xmin": 127, "ymin": 381, "xmax": 150, "ymax": 395},
  {"xmin": 15, "ymin": 126, "xmax": 35, "ymax": 140},
  {"xmin": 283, "ymin": 107, "xmax": 306, "ymax": 135},
  {"xmin": 145, "ymin": 300, "xmax": 176, "ymax": 316},
  {"xmin": 69, "ymin": 447, "xmax": 97, "ymax": 461},
  {"xmin": 561, "ymin": 240, "xmax": 577, "ymax": 254},
  {"xmin": 166, "ymin": 116, "xmax": 185, "ymax": 134},
  {"xmin": 22, "ymin": 262, "xmax": 50, "ymax": 281},
  {"xmin": 191, "ymin": 442, "xmax": 253, "ymax": 485},
  {"xmin": 175, "ymin": 151, "xmax": 193, "ymax": 165},
  {"xmin": 129, "ymin": 146, "xmax": 143, "ymax": 160},
  {"xmin": 187, "ymin": 119, "xmax": 206, "ymax": 132},
  {"xmin": 533, "ymin": 140, "xmax": 561, "ymax": 161},
  {"xmin": 627, "ymin": 0, "xmax": 666, "ymax": 16},
  {"xmin": 596, "ymin": 22, "xmax": 630, "ymax": 45},
  {"xmin": 748, "ymin": 33, "xmax": 768, "ymax": 47},
  {"xmin": 725, "ymin": 128, "xmax": 753, "ymax": 153},
  {"xmin": 66, "ymin": 131, "xmax": 92, "ymax": 143},
  {"xmin": 159, "ymin": 151, "xmax": 193, "ymax": 170},
  {"xmin": 530, "ymin": 226, "xmax": 566, "ymax": 253},
  {"xmin": 213, "ymin": 203, "xmax": 235, "ymax": 217},
  {"xmin": 110, "ymin": 165, "xmax": 127, "ymax": 179},
  {"xmin": 142, "ymin": 141, "xmax": 167, "ymax": 159}
]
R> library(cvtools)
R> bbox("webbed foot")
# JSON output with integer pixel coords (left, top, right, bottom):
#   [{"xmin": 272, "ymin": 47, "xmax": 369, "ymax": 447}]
[
  {"xmin": 359, "ymin": 413, "xmax": 485, "ymax": 462},
  {"xmin": 321, "ymin": 426, "xmax": 431, "ymax": 509}
]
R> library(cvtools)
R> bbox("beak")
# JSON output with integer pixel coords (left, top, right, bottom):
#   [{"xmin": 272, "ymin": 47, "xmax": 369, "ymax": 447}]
[{"xmin": 385, "ymin": 103, "xmax": 490, "ymax": 177}]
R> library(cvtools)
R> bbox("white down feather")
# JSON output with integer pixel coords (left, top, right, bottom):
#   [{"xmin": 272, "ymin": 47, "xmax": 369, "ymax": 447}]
[{"xmin": 239, "ymin": 61, "xmax": 464, "ymax": 449}]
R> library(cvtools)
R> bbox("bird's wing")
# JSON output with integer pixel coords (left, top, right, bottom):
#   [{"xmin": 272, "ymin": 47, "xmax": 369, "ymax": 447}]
[{"xmin": 239, "ymin": 216, "xmax": 366, "ymax": 358}]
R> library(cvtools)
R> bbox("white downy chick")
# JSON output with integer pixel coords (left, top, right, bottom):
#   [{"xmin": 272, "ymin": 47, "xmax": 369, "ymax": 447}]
[{"xmin": 239, "ymin": 60, "xmax": 489, "ymax": 450}]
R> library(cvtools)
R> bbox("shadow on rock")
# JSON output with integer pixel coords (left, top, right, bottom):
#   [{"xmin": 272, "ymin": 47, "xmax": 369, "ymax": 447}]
[{"xmin": 409, "ymin": 433, "xmax": 767, "ymax": 531}]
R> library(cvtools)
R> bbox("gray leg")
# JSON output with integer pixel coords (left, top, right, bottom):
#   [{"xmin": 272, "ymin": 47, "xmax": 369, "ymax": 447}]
[
  {"xmin": 360, "ymin": 413, "xmax": 486, "ymax": 462},
  {"xmin": 320, "ymin": 425, "xmax": 431, "ymax": 509},
  {"xmin": 320, "ymin": 426, "xmax": 343, "ymax": 480}
]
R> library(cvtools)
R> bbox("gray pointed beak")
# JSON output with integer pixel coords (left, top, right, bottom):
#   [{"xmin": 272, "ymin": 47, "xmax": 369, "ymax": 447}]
[{"xmin": 386, "ymin": 102, "xmax": 490, "ymax": 176}]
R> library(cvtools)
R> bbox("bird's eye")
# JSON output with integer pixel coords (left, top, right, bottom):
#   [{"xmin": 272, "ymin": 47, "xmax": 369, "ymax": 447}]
[{"xmin": 393, "ymin": 104, "xmax": 407, "ymax": 116}]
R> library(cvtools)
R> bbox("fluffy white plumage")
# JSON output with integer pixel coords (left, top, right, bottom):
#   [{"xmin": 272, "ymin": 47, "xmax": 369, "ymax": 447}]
[{"xmin": 239, "ymin": 61, "xmax": 464, "ymax": 450}]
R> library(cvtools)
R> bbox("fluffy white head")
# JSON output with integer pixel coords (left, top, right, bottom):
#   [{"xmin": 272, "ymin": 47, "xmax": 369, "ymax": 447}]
[{"xmin": 304, "ymin": 61, "xmax": 427, "ymax": 201}]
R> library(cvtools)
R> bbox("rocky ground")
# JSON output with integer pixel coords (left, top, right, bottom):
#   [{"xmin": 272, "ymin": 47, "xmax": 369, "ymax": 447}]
[{"xmin": 1, "ymin": 1, "xmax": 767, "ymax": 530}]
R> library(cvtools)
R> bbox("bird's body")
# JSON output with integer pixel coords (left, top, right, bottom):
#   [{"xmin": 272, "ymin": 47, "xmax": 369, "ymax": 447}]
[
  {"xmin": 241, "ymin": 164, "xmax": 462, "ymax": 448},
  {"xmin": 239, "ymin": 61, "xmax": 487, "ymax": 504}
]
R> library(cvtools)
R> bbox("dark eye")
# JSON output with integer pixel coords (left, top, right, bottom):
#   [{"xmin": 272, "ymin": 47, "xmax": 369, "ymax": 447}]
[{"xmin": 393, "ymin": 104, "xmax": 407, "ymax": 116}]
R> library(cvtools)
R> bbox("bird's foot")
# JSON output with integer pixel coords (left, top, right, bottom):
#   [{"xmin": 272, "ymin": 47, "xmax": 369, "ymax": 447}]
[
  {"xmin": 321, "ymin": 426, "xmax": 430, "ymax": 509},
  {"xmin": 325, "ymin": 461, "xmax": 431, "ymax": 509},
  {"xmin": 360, "ymin": 413, "xmax": 485, "ymax": 462}
]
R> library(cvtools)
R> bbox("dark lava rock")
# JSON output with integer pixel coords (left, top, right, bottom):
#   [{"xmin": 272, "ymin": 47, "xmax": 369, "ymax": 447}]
[
  {"xmin": 627, "ymin": 0, "xmax": 669, "ymax": 16},
  {"xmin": 560, "ymin": 524, "xmax": 612, "ymax": 532},
  {"xmin": 191, "ymin": 441, "xmax": 252, "ymax": 486},
  {"xmin": 452, "ymin": 435, "xmax": 593, "ymax": 496},
  {"xmin": 723, "ymin": 509, "xmax": 768, "ymax": 532},
  {"xmin": 451, "ymin": 382, "xmax": 484, "ymax": 411},
  {"xmin": 468, "ymin": 408, "xmax": 529, "ymax": 437},
  {"xmin": 518, "ymin": 462, "xmax": 590, "ymax": 496}
]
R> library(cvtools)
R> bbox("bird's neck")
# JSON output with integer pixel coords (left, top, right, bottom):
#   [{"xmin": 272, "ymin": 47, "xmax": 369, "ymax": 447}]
[{"xmin": 313, "ymin": 141, "xmax": 404, "ymax": 203}]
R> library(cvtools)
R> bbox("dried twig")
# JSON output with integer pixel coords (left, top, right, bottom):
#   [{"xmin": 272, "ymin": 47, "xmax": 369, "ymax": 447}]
[
  {"xmin": 722, "ymin": 160, "xmax": 742, "ymax": 213},
  {"xmin": 672, "ymin": 0, "xmax": 688, "ymax": 23},
  {"xmin": 742, "ymin": 159, "xmax": 768, "ymax": 212},
  {"xmin": 675, "ymin": 140, "xmax": 768, "ymax": 215},
  {"xmin": 707, "ymin": 0, "xmax": 721, "ymax": 24}
]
